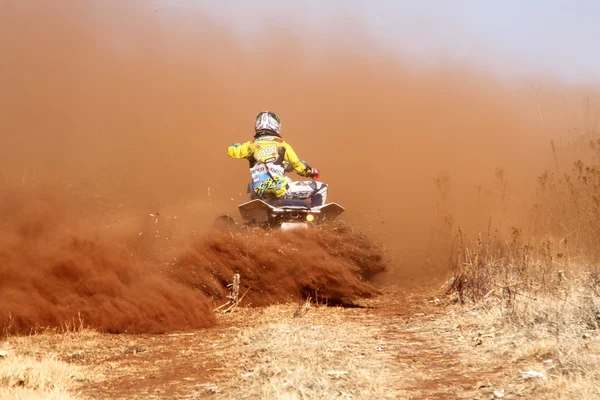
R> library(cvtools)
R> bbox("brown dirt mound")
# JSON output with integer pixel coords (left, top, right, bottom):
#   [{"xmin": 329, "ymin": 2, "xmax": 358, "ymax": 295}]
[
  {"xmin": 170, "ymin": 222, "xmax": 386, "ymax": 306},
  {"xmin": 0, "ymin": 189, "xmax": 386, "ymax": 335}
]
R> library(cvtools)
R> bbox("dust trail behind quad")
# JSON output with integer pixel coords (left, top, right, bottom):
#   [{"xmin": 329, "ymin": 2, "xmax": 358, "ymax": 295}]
[
  {"xmin": 0, "ymin": 186, "xmax": 386, "ymax": 334},
  {"xmin": 1, "ymin": 1, "xmax": 599, "ymax": 334}
]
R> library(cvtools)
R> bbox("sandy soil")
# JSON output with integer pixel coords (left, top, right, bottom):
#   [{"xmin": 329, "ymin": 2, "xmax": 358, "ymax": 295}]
[{"xmin": 3, "ymin": 285, "xmax": 531, "ymax": 400}]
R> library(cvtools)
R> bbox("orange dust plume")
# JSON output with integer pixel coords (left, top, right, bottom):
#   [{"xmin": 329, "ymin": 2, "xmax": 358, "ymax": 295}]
[
  {"xmin": 2, "ymin": 0, "xmax": 600, "ymax": 329},
  {"xmin": 0, "ymin": 187, "xmax": 385, "ymax": 335}
]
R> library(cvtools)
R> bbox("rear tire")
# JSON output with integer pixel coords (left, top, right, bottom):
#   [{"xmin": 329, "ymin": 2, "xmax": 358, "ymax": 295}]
[{"xmin": 213, "ymin": 215, "xmax": 237, "ymax": 230}]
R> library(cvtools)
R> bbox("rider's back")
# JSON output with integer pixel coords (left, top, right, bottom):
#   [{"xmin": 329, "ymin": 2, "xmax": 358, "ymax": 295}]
[
  {"xmin": 228, "ymin": 135, "xmax": 312, "ymax": 199},
  {"xmin": 228, "ymin": 111, "xmax": 322, "ymax": 202}
]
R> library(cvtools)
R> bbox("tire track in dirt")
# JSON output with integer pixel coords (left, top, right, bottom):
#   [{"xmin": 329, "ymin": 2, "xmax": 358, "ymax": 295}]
[
  {"xmin": 69, "ymin": 286, "xmax": 508, "ymax": 399},
  {"xmin": 364, "ymin": 287, "xmax": 505, "ymax": 399}
]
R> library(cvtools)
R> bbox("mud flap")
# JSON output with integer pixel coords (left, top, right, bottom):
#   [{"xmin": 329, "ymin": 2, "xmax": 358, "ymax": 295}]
[
  {"xmin": 313, "ymin": 203, "xmax": 345, "ymax": 221},
  {"xmin": 238, "ymin": 199, "xmax": 272, "ymax": 223}
]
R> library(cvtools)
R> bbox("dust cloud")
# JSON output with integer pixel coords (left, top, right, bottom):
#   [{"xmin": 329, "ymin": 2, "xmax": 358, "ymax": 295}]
[
  {"xmin": 169, "ymin": 222, "xmax": 385, "ymax": 307},
  {"xmin": 0, "ymin": 186, "xmax": 216, "ymax": 334},
  {"xmin": 1, "ymin": 1, "xmax": 599, "ymax": 333},
  {"xmin": 0, "ymin": 186, "xmax": 384, "ymax": 334}
]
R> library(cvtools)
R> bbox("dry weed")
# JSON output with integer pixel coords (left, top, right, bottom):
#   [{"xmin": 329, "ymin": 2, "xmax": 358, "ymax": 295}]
[
  {"xmin": 1, "ymin": 329, "xmax": 111, "ymax": 399},
  {"xmin": 0, "ymin": 352, "xmax": 86, "ymax": 400},
  {"xmin": 446, "ymin": 274, "xmax": 600, "ymax": 399},
  {"xmin": 220, "ymin": 304, "xmax": 400, "ymax": 399},
  {"xmin": 444, "ymin": 136, "xmax": 600, "ymax": 398}
]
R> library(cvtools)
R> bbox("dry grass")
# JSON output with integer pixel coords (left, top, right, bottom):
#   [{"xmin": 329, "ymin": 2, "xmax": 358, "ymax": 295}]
[
  {"xmin": 444, "ymin": 281, "xmax": 600, "ymax": 399},
  {"xmin": 4, "ymin": 328, "xmax": 116, "ymax": 367},
  {"xmin": 0, "ymin": 300, "xmax": 420, "ymax": 399},
  {"xmin": 3, "ymin": 291, "xmax": 582, "ymax": 399},
  {"xmin": 445, "ymin": 229, "xmax": 600, "ymax": 398},
  {"xmin": 218, "ymin": 303, "xmax": 402, "ymax": 399},
  {"xmin": 0, "ymin": 350, "xmax": 86, "ymax": 400},
  {"xmin": 532, "ymin": 138, "xmax": 600, "ymax": 259},
  {"xmin": 1, "ymin": 329, "xmax": 116, "ymax": 400},
  {"xmin": 439, "ymin": 134, "xmax": 600, "ymax": 398}
]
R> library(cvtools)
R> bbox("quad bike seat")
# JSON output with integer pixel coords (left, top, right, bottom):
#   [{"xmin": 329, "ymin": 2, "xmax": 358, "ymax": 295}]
[
  {"xmin": 247, "ymin": 184, "xmax": 312, "ymax": 209},
  {"xmin": 269, "ymin": 199, "xmax": 312, "ymax": 208}
]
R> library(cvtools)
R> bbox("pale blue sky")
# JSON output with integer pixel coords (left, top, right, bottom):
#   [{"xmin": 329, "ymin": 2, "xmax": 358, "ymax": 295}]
[{"xmin": 151, "ymin": 0, "xmax": 600, "ymax": 84}]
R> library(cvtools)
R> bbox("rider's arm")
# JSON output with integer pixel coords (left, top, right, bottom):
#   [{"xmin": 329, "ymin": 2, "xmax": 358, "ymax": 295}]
[
  {"xmin": 282, "ymin": 142, "xmax": 315, "ymax": 177},
  {"xmin": 227, "ymin": 141, "xmax": 253, "ymax": 159}
]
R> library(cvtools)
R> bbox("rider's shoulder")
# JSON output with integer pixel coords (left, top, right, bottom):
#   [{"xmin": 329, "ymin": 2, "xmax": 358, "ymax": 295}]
[{"xmin": 253, "ymin": 135, "xmax": 285, "ymax": 144}]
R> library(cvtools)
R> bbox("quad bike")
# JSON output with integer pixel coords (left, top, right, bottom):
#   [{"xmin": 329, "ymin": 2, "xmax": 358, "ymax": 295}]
[
  {"xmin": 237, "ymin": 197, "xmax": 344, "ymax": 231},
  {"xmin": 216, "ymin": 176, "xmax": 344, "ymax": 231},
  {"xmin": 217, "ymin": 162, "xmax": 344, "ymax": 231}
]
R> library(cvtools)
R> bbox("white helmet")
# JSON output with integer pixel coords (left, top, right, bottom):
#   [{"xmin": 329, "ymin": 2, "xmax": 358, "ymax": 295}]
[{"xmin": 255, "ymin": 111, "xmax": 281, "ymax": 136}]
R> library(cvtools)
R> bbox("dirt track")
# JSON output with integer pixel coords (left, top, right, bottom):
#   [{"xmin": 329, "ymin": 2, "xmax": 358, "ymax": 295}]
[{"xmin": 5, "ymin": 285, "xmax": 518, "ymax": 400}]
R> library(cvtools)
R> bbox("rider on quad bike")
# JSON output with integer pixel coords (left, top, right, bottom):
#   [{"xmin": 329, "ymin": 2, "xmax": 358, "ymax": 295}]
[{"xmin": 227, "ymin": 111, "xmax": 328, "ymax": 207}]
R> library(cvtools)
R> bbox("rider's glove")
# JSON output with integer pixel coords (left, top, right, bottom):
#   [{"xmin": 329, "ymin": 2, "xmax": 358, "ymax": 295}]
[{"xmin": 311, "ymin": 168, "xmax": 321, "ymax": 180}]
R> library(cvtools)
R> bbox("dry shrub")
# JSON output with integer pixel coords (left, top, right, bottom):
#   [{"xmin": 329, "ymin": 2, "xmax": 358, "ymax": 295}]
[
  {"xmin": 447, "ymin": 226, "xmax": 572, "ymax": 304},
  {"xmin": 446, "ymin": 134, "xmax": 600, "ymax": 304},
  {"xmin": 533, "ymin": 144, "xmax": 600, "ymax": 260},
  {"xmin": 444, "ymin": 134, "xmax": 600, "ymax": 398}
]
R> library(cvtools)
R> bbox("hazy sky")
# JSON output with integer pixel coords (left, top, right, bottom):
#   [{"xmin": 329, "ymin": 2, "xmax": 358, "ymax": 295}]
[{"xmin": 158, "ymin": 0, "xmax": 600, "ymax": 85}]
